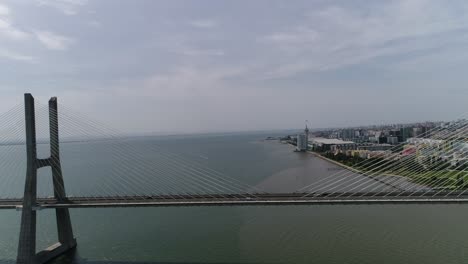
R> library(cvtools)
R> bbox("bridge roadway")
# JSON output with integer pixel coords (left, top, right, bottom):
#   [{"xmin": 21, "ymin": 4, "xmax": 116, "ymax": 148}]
[{"xmin": 2, "ymin": 192, "xmax": 468, "ymax": 209}]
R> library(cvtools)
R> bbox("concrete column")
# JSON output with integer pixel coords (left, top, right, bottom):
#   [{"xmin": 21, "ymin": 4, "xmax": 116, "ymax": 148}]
[
  {"xmin": 17, "ymin": 93, "xmax": 38, "ymax": 264},
  {"xmin": 49, "ymin": 97, "xmax": 76, "ymax": 248}
]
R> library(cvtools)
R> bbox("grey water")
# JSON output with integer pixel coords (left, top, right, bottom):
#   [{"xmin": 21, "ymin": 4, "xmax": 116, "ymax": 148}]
[{"xmin": 0, "ymin": 132, "xmax": 467, "ymax": 263}]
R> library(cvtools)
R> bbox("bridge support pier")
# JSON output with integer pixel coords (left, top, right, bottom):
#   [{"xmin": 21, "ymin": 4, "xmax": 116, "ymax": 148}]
[{"xmin": 17, "ymin": 94, "xmax": 76, "ymax": 264}]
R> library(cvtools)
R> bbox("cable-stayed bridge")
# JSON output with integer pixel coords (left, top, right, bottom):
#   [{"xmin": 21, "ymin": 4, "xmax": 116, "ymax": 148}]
[{"xmin": 0, "ymin": 94, "xmax": 467, "ymax": 263}]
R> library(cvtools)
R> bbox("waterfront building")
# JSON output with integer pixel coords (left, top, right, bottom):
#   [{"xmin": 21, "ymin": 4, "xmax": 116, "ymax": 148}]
[
  {"xmin": 400, "ymin": 127, "xmax": 413, "ymax": 142},
  {"xmin": 296, "ymin": 124, "xmax": 309, "ymax": 152},
  {"xmin": 378, "ymin": 136, "xmax": 387, "ymax": 144},
  {"xmin": 387, "ymin": 136, "xmax": 399, "ymax": 145},
  {"xmin": 311, "ymin": 138, "xmax": 355, "ymax": 152},
  {"xmin": 341, "ymin": 129, "xmax": 355, "ymax": 140},
  {"xmin": 297, "ymin": 134, "xmax": 307, "ymax": 151}
]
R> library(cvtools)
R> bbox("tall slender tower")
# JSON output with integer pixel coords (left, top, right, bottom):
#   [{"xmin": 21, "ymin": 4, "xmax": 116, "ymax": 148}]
[{"xmin": 305, "ymin": 120, "xmax": 309, "ymax": 150}]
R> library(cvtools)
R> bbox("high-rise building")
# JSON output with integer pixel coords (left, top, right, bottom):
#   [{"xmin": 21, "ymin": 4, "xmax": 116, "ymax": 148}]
[
  {"xmin": 387, "ymin": 136, "xmax": 399, "ymax": 145},
  {"xmin": 296, "ymin": 124, "xmax": 309, "ymax": 152},
  {"xmin": 400, "ymin": 127, "xmax": 413, "ymax": 142},
  {"xmin": 341, "ymin": 129, "xmax": 355, "ymax": 140},
  {"xmin": 297, "ymin": 134, "xmax": 307, "ymax": 151}
]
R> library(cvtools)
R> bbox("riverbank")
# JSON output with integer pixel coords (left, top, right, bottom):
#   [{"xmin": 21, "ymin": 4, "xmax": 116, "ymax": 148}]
[
  {"xmin": 308, "ymin": 151, "xmax": 364, "ymax": 174},
  {"xmin": 280, "ymin": 141, "xmax": 423, "ymax": 191}
]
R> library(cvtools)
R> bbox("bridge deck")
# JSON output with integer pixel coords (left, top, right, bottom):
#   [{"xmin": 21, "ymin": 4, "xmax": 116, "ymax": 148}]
[{"xmin": 2, "ymin": 192, "xmax": 468, "ymax": 209}]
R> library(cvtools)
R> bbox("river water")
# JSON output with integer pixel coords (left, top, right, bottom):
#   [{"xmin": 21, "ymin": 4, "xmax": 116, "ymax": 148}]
[{"xmin": 0, "ymin": 132, "xmax": 467, "ymax": 263}]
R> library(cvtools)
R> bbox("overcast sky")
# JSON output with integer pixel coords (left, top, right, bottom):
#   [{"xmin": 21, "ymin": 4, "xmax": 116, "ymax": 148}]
[{"xmin": 0, "ymin": 0, "xmax": 468, "ymax": 134}]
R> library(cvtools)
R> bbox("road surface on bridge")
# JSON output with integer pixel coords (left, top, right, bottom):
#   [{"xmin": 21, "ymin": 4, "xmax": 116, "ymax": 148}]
[{"xmin": 2, "ymin": 192, "xmax": 468, "ymax": 209}]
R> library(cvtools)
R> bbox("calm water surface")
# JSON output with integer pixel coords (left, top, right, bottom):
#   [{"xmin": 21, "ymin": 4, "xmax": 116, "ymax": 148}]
[{"xmin": 0, "ymin": 132, "xmax": 467, "ymax": 263}]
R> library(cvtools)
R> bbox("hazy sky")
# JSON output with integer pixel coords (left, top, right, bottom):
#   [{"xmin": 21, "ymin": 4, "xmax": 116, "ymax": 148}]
[{"xmin": 0, "ymin": 0, "xmax": 468, "ymax": 134}]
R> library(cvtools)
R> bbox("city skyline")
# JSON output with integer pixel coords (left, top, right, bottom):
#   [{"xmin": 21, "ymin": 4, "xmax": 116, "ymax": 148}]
[{"xmin": 0, "ymin": 0, "xmax": 468, "ymax": 134}]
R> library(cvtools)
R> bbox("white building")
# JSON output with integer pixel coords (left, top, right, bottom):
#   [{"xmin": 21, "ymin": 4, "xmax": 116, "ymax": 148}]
[
  {"xmin": 296, "ymin": 124, "xmax": 309, "ymax": 152},
  {"xmin": 297, "ymin": 134, "xmax": 308, "ymax": 151},
  {"xmin": 387, "ymin": 136, "xmax": 399, "ymax": 145}
]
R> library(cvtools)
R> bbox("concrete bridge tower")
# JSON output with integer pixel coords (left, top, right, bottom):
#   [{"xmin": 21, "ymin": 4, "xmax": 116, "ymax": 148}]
[{"xmin": 17, "ymin": 94, "xmax": 76, "ymax": 264}]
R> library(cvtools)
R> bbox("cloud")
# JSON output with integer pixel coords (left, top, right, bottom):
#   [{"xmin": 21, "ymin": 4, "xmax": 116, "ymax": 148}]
[
  {"xmin": 189, "ymin": 19, "xmax": 217, "ymax": 29},
  {"xmin": 0, "ymin": 49, "xmax": 35, "ymax": 62},
  {"xmin": 0, "ymin": 18, "xmax": 29, "ymax": 40},
  {"xmin": 87, "ymin": 66, "xmax": 283, "ymax": 133},
  {"xmin": 155, "ymin": 35, "xmax": 225, "ymax": 57},
  {"xmin": 114, "ymin": 66, "xmax": 248, "ymax": 98},
  {"xmin": 36, "ymin": 0, "xmax": 87, "ymax": 15},
  {"xmin": 172, "ymin": 46, "xmax": 225, "ymax": 57},
  {"xmin": 34, "ymin": 30, "xmax": 73, "ymax": 50},
  {"xmin": 0, "ymin": 4, "xmax": 33, "ymax": 62},
  {"xmin": 387, "ymin": 41, "xmax": 468, "ymax": 72},
  {"xmin": 0, "ymin": 4, "xmax": 10, "ymax": 16},
  {"xmin": 86, "ymin": 20, "xmax": 101, "ymax": 28},
  {"xmin": 262, "ymin": 27, "xmax": 318, "ymax": 45},
  {"xmin": 259, "ymin": 0, "xmax": 468, "ymax": 78},
  {"xmin": 0, "ymin": 4, "xmax": 29, "ymax": 40}
]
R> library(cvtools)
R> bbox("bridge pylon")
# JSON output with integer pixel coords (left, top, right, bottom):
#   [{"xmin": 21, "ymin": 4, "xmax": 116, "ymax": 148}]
[{"xmin": 17, "ymin": 94, "xmax": 76, "ymax": 264}]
